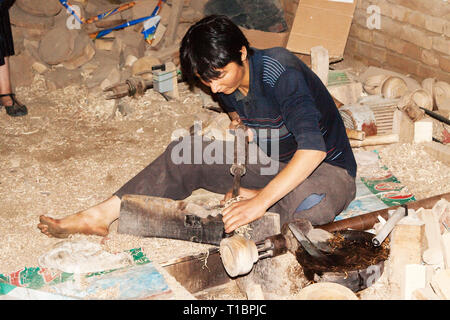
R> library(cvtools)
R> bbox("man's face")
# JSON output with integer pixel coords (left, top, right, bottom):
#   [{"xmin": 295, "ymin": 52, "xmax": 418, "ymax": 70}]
[{"xmin": 198, "ymin": 61, "xmax": 246, "ymax": 95}]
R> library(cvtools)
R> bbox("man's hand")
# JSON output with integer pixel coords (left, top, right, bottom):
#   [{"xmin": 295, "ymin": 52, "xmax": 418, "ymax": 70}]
[
  {"xmin": 221, "ymin": 187, "xmax": 260, "ymax": 205},
  {"xmin": 221, "ymin": 196, "xmax": 267, "ymax": 233},
  {"xmin": 229, "ymin": 119, "xmax": 254, "ymax": 142}
]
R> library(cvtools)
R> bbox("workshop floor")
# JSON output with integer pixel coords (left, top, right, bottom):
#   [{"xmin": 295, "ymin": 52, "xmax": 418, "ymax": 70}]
[{"xmin": 0, "ymin": 72, "xmax": 449, "ymax": 299}]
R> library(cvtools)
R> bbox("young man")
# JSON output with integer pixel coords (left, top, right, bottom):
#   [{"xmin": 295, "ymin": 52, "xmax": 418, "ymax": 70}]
[{"xmin": 38, "ymin": 15, "xmax": 356, "ymax": 239}]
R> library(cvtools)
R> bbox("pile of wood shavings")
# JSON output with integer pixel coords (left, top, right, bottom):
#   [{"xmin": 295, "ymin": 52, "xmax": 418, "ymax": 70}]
[{"xmin": 376, "ymin": 143, "xmax": 450, "ymax": 200}]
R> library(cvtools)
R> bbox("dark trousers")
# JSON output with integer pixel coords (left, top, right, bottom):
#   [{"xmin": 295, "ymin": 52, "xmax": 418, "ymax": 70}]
[
  {"xmin": 114, "ymin": 135, "xmax": 356, "ymax": 227},
  {"xmin": 0, "ymin": 3, "xmax": 15, "ymax": 66}
]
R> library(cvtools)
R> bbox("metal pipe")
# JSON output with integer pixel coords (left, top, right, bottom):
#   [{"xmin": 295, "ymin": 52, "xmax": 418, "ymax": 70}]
[
  {"xmin": 318, "ymin": 192, "xmax": 450, "ymax": 233},
  {"xmin": 372, "ymin": 206, "xmax": 407, "ymax": 246}
]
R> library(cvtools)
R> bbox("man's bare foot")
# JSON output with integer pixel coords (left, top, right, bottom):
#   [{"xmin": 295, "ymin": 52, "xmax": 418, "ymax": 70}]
[{"xmin": 38, "ymin": 196, "xmax": 121, "ymax": 238}]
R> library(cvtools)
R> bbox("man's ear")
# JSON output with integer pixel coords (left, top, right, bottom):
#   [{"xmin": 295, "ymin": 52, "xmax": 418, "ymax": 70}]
[{"xmin": 240, "ymin": 46, "xmax": 248, "ymax": 61}]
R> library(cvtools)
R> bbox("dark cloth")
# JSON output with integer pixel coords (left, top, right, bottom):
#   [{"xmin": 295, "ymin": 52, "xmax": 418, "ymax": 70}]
[
  {"xmin": 218, "ymin": 47, "xmax": 357, "ymax": 177},
  {"xmin": 114, "ymin": 137, "xmax": 356, "ymax": 227},
  {"xmin": 0, "ymin": 0, "xmax": 15, "ymax": 66},
  {"xmin": 204, "ymin": 0, "xmax": 287, "ymax": 33}
]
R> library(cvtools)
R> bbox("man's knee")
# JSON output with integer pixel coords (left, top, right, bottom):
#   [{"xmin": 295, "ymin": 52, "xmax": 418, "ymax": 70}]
[{"xmin": 292, "ymin": 194, "xmax": 336, "ymax": 226}]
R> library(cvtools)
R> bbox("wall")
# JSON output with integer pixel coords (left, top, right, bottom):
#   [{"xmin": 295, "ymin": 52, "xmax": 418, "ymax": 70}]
[
  {"xmin": 281, "ymin": 0, "xmax": 450, "ymax": 83},
  {"xmin": 345, "ymin": 0, "xmax": 450, "ymax": 82}
]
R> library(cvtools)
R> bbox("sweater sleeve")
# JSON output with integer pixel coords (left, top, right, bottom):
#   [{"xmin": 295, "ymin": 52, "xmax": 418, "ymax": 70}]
[{"xmin": 273, "ymin": 67, "xmax": 326, "ymax": 152}]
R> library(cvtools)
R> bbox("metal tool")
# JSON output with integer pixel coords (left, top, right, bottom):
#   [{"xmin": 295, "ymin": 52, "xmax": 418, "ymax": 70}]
[
  {"xmin": 288, "ymin": 223, "xmax": 333, "ymax": 263},
  {"xmin": 103, "ymin": 76, "xmax": 152, "ymax": 100},
  {"xmin": 219, "ymin": 233, "xmax": 287, "ymax": 277},
  {"xmin": 230, "ymin": 123, "xmax": 248, "ymax": 198},
  {"xmin": 372, "ymin": 205, "xmax": 407, "ymax": 247}
]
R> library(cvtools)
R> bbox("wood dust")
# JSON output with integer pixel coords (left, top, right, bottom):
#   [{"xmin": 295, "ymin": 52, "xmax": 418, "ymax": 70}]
[{"xmin": 0, "ymin": 70, "xmax": 449, "ymax": 300}]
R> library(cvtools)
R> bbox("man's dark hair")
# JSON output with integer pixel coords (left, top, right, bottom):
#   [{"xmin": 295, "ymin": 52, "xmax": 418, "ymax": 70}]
[{"xmin": 180, "ymin": 15, "xmax": 253, "ymax": 85}]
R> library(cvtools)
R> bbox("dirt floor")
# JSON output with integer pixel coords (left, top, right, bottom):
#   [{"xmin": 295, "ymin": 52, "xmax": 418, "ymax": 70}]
[{"xmin": 0, "ymin": 69, "xmax": 449, "ymax": 299}]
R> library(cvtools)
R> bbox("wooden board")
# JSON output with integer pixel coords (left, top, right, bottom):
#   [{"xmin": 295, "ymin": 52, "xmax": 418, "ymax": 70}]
[
  {"xmin": 388, "ymin": 224, "xmax": 424, "ymax": 299},
  {"xmin": 161, "ymin": 248, "xmax": 230, "ymax": 294}
]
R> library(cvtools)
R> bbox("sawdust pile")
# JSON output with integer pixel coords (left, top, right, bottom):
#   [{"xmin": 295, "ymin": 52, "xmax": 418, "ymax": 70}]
[{"xmin": 377, "ymin": 143, "xmax": 450, "ymax": 200}]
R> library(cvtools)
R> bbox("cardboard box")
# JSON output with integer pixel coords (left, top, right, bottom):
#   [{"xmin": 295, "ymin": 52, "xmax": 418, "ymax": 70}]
[
  {"xmin": 240, "ymin": 27, "xmax": 289, "ymax": 49},
  {"xmin": 286, "ymin": 0, "xmax": 357, "ymax": 58}
]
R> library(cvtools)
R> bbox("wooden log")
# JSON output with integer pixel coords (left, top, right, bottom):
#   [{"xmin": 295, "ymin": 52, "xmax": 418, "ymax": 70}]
[{"xmin": 350, "ymin": 133, "xmax": 399, "ymax": 147}]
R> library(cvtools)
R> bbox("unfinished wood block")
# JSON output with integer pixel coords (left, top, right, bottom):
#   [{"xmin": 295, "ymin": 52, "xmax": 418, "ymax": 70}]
[
  {"xmin": 392, "ymin": 109, "xmax": 414, "ymax": 143},
  {"xmin": 443, "ymin": 232, "xmax": 450, "ymax": 269},
  {"xmin": 388, "ymin": 224, "xmax": 424, "ymax": 298},
  {"xmin": 9, "ymin": 4, "xmax": 55, "ymax": 30},
  {"xmin": 311, "ymin": 46, "xmax": 329, "ymax": 86},
  {"xmin": 32, "ymin": 62, "xmax": 49, "ymax": 74},
  {"xmin": 412, "ymin": 285, "xmax": 441, "ymax": 300},
  {"xmin": 414, "ymin": 119, "xmax": 433, "ymax": 143},
  {"xmin": 95, "ymin": 38, "xmax": 115, "ymax": 51},
  {"xmin": 349, "ymin": 133, "xmax": 399, "ymax": 148},
  {"xmin": 403, "ymin": 264, "xmax": 427, "ymax": 300},
  {"xmin": 430, "ymin": 269, "xmax": 450, "ymax": 300},
  {"xmin": 418, "ymin": 209, "xmax": 444, "ymax": 266},
  {"xmin": 16, "ymin": 0, "xmax": 61, "ymax": 17}
]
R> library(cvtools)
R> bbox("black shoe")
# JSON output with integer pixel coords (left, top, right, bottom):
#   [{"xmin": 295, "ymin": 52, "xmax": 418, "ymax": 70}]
[{"xmin": 0, "ymin": 93, "xmax": 28, "ymax": 117}]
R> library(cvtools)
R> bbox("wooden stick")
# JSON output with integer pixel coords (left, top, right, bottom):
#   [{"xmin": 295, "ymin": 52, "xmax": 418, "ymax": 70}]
[
  {"xmin": 350, "ymin": 133, "xmax": 399, "ymax": 147},
  {"xmin": 346, "ymin": 128, "xmax": 365, "ymax": 141}
]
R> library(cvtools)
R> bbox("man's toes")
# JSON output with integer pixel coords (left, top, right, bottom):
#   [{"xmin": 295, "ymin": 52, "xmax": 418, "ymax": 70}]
[{"xmin": 39, "ymin": 215, "xmax": 55, "ymax": 224}]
